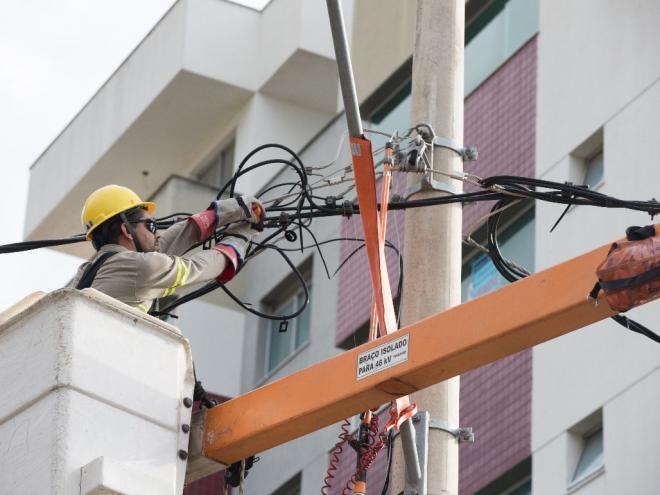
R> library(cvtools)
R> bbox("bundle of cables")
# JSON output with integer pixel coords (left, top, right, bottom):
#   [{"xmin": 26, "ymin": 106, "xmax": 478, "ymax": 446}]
[
  {"xmin": 7, "ymin": 138, "xmax": 660, "ymax": 495},
  {"xmin": 4, "ymin": 144, "xmax": 660, "ymax": 332}
]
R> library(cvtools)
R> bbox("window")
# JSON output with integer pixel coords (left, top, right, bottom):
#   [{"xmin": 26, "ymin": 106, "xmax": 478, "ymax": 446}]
[
  {"xmin": 571, "ymin": 428, "xmax": 604, "ymax": 485},
  {"xmin": 363, "ymin": 0, "xmax": 539, "ymax": 125},
  {"xmin": 462, "ymin": 207, "xmax": 535, "ymax": 303},
  {"xmin": 263, "ymin": 261, "xmax": 312, "ymax": 374},
  {"xmin": 502, "ymin": 478, "xmax": 531, "ymax": 495},
  {"xmin": 270, "ymin": 472, "xmax": 301, "ymax": 495},
  {"xmin": 197, "ymin": 139, "xmax": 235, "ymax": 189},
  {"xmin": 465, "ymin": 0, "xmax": 539, "ymax": 95},
  {"xmin": 583, "ymin": 151, "xmax": 604, "ymax": 189},
  {"xmin": 474, "ymin": 458, "xmax": 531, "ymax": 495},
  {"xmin": 570, "ymin": 128, "xmax": 604, "ymax": 190},
  {"xmin": 567, "ymin": 410, "xmax": 604, "ymax": 491}
]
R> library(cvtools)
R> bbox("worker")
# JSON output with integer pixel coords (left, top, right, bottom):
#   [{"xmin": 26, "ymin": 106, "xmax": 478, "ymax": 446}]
[
  {"xmin": 70, "ymin": 184, "xmax": 262, "ymax": 487},
  {"xmin": 69, "ymin": 184, "xmax": 263, "ymax": 313}
]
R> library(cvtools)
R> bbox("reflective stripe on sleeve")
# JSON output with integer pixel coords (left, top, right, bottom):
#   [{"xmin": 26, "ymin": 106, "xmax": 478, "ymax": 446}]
[
  {"xmin": 163, "ymin": 257, "xmax": 190, "ymax": 297},
  {"xmin": 136, "ymin": 304, "xmax": 149, "ymax": 313},
  {"xmin": 181, "ymin": 260, "xmax": 191, "ymax": 286}
]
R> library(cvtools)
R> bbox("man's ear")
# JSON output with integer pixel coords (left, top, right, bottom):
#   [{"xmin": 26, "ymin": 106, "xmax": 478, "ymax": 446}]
[{"xmin": 119, "ymin": 223, "xmax": 133, "ymax": 242}]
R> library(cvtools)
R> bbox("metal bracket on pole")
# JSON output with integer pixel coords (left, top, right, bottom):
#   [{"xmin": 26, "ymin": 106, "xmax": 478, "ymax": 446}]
[
  {"xmin": 403, "ymin": 411, "xmax": 429, "ymax": 495},
  {"xmin": 401, "ymin": 133, "xmax": 471, "ymax": 199},
  {"xmin": 404, "ymin": 174, "xmax": 461, "ymax": 200},
  {"xmin": 433, "ymin": 136, "xmax": 479, "ymax": 162},
  {"xmin": 429, "ymin": 418, "xmax": 475, "ymax": 444},
  {"xmin": 394, "ymin": 411, "xmax": 474, "ymax": 495}
]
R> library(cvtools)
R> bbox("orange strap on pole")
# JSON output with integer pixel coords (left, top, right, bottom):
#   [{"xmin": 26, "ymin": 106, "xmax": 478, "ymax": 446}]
[
  {"xmin": 350, "ymin": 137, "xmax": 398, "ymax": 336},
  {"xmin": 351, "ymin": 139, "xmax": 414, "ymax": 428},
  {"xmin": 369, "ymin": 156, "xmax": 392, "ymax": 341}
]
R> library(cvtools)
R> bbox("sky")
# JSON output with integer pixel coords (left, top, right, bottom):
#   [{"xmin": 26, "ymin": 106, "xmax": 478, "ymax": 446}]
[{"xmin": 0, "ymin": 0, "xmax": 269, "ymax": 312}]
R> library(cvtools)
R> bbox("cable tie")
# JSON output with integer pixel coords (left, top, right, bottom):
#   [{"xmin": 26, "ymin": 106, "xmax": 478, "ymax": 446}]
[
  {"xmin": 342, "ymin": 200, "xmax": 355, "ymax": 218},
  {"xmin": 649, "ymin": 198, "xmax": 658, "ymax": 220},
  {"xmin": 278, "ymin": 212, "xmax": 291, "ymax": 228}
]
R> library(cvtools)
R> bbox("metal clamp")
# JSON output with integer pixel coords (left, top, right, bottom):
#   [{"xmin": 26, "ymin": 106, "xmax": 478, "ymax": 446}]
[
  {"xmin": 433, "ymin": 136, "xmax": 478, "ymax": 162},
  {"xmin": 395, "ymin": 411, "xmax": 475, "ymax": 495},
  {"xmin": 429, "ymin": 418, "xmax": 475, "ymax": 443},
  {"xmin": 404, "ymin": 174, "xmax": 461, "ymax": 200}
]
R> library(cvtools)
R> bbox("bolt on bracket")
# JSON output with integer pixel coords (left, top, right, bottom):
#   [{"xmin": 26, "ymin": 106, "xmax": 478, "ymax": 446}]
[
  {"xmin": 404, "ymin": 174, "xmax": 461, "ymax": 200},
  {"xmin": 394, "ymin": 411, "xmax": 475, "ymax": 495},
  {"xmin": 433, "ymin": 136, "xmax": 479, "ymax": 162},
  {"xmin": 429, "ymin": 418, "xmax": 475, "ymax": 443}
]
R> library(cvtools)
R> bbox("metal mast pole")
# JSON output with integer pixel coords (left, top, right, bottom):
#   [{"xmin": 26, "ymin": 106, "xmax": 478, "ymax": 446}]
[
  {"xmin": 325, "ymin": 1, "xmax": 421, "ymax": 493},
  {"xmin": 392, "ymin": 1, "xmax": 465, "ymax": 494},
  {"xmin": 326, "ymin": 0, "xmax": 363, "ymax": 139}
]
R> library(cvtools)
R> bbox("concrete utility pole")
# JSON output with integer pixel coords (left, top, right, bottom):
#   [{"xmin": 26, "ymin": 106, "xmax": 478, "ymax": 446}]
[{"xmin": 391, "ymin": 1, "xmax": 464, "ymax": 494}]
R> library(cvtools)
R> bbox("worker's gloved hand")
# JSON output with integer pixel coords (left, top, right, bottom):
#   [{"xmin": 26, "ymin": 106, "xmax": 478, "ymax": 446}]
[
  {"xmin": 213, "ymin": 223, "xmax": 259, "ymax": 283},
  {"xmin": 213, "ymin": 195, "xmax": 265, "ymax": 226},
  {"xmin": 225, "ymin": 456, "xmax": 256, "ymax": 488},
  {"xmin": 189, "ymin": 195, "xmax": 265, "ymax": 240}
]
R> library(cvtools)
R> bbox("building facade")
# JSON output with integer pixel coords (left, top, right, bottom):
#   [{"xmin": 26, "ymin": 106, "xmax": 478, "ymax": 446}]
[{"xmin": 24, "ymin": 1, "xmax": 660, "ymax": 494}]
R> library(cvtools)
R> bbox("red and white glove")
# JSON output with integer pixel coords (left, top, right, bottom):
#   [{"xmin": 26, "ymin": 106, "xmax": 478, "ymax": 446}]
[
  {"xmin": 213, "ymin": 223, "xmax": 259, "ymax": 283},
  {"xmin": 188, "ymin": 195, "xmax": 264, "ymax": 240}
]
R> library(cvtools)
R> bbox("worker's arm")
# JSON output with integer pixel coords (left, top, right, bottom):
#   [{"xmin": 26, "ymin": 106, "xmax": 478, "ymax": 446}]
[
  {"xmin": 159, "ymin": 196, "xmax": 264, "ymax": 256},
  {"xmin": 134, "ymin": 223, "xmax": 256, "ymax": 300},
  {"xmin": 158, "ymin": 220, "xmax": 199, "ymax": 256}
]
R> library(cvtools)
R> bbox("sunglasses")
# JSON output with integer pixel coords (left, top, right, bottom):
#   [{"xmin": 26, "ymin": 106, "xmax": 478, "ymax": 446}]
[{"xmin": 131, "ymin": 218, "xmax": 158, "ymax": 234}]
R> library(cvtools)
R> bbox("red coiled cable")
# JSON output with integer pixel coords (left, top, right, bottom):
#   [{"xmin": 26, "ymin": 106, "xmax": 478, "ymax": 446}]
[
  {"xmin": 359, "ymin": 414, "xmax": 387, "ymax": 472},
  {"xmin": 321, "ymin": 418, "xmax": 352, "ymax": 495},
  {"xmin": 339, "ymin": 412, "xmax": 390, "ymax": 494}
]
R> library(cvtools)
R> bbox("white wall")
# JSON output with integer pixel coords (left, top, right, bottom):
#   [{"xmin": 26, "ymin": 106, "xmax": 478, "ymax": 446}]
[
  {"xmin": 533, "ymin": 1, "xmax": 660, "ymax": 493},
  {"xmin": 234, "ymin": 93, "xmax": 334, "ymax": 193},
  {"xmin": 177, "ymin": 299, "xmax": 245, "ymax": 398}
]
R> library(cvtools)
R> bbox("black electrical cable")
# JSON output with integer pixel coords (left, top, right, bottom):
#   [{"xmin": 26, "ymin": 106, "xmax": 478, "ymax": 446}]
[
  {"xmin": 153, "ymin": 239, "xmax": 309, "ymax": 320},
  {"xmin": 258, "ymin": 181, "xmax": 305, "ymax": 209},
  {"xmin": 0, "ymin": 191, "xmax": 507, "ymax": 254},
  {"xmin": 330, "ymin": 237, "xmax": 404, "ymax": 327},
  {"xmin": 262, "ymin": 190, "xmax": 505, "ymax": 215},
  {"xmin": 485, "ymin": 198, "xmax": 531, "ymax": 283},
  {"xmin": 8, "ymin": 138, "xmax": 660, "ymax": 344},
  {"xmin": 612, "ymin": 314, "xmax": 660, "ymax": 344},
  {"xmin": 222, "ymin": 143, "xmax": 342, "ymax": 217},
  {"xmin": 379, "ymin": 430, "xmax": 395, "ymax": 495},
  {"xmin": 219, "ymin": 143, "xmax": 308, "ymax": 202},
  {"xmin": 10, "ymin": 169, "xmax": 660, "ymax": 255},
  {"xmin": 0, "ymin": 235, "xmax": 87, "ymax": 254},
  {"xmin": 482, "ymin": 198, "xmax": 660, "ymax": 345},
  {"xmin": 481, "ymin": 175, "xmax": 660, "ymax": 216}
]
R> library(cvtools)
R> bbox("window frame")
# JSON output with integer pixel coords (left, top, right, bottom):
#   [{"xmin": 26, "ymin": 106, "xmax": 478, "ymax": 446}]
[
  {"xmin": 258, "ymin": 259, "xmax": 313, "ymax": 382},
  {"xmin": 569, "ymin": 128, "xmax": 605, "ymax": 191},
  {"xmin": 264, "ymin": 282, "xmax": 312, "ymax": 374},
  {"xmin": 567, "ymin": 410, "xmax": 605, "ymax": 493},
  {"xmin": 270, "ymin": 472, "xmax": 301, "ymax": 495},
  {"xmin": 461, "ymin": 204, "xmax": 535, "ymax": 303},
  {"xmin": 196, "ymin": 137, "xmax": 236, "ymax": 189}
]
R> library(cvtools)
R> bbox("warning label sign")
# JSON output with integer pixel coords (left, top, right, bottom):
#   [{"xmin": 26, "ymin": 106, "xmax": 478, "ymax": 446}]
[{"xmin": 356, "ymin": 334, "xmax": 409, "ymax": 380}]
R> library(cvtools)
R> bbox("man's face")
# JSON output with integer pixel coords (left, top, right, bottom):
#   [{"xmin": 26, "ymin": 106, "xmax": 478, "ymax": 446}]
[{"xmin": 131, "ymin": 209, "xmax": 161, "ymax": 252}]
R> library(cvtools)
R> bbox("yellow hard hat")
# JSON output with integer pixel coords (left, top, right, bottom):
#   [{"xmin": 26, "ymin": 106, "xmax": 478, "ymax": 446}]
[{"xmin": 82, "ymin": 185, "xmax": 156, "ymax": 239}]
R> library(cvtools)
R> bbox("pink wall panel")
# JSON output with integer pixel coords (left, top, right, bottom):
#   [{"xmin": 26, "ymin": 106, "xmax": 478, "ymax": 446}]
[{"xmin": 333, "ymin": 36, "xmax": 537, "ymax": 494}]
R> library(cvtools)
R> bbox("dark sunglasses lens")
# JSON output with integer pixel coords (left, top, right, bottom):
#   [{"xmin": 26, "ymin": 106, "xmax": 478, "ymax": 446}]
[{"xmin": 147, "ymin": 220, "xmax": 157, "ymax": 233}]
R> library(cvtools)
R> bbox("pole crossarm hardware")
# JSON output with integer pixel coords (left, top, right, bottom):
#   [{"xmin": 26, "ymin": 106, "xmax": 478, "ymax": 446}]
[{"xmin": 203, "ymin": 241, "xmax": 621, "ymax": 464}]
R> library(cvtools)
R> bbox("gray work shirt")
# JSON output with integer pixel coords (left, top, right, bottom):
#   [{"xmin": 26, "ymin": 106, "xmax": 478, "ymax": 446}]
[{"xmin": 68, "ymin": 221, "xmax": 227, "ymax": 313}]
